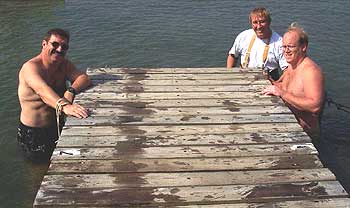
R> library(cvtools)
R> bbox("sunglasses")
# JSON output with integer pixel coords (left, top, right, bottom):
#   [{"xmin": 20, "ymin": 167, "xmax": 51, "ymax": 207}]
[{"xmin": 49, "ymin": 41, "xmax": 69, "ymax": 51}]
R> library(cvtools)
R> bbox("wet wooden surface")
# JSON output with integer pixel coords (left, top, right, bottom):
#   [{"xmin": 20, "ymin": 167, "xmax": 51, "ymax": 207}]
[{"xmin": 34, "ymin": 68, "xmax": 350, "ymax": 207}]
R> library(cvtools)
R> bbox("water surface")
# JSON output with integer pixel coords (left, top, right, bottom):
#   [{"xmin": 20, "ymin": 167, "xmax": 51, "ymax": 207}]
[{"xmin": 0, "ymin": 1, "xmax": 349, "ymax": 207}]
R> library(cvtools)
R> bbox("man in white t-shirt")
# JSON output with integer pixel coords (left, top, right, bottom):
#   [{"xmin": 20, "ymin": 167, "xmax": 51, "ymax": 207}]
[{"xmin": 227, "ymin": 7, "xmax": 288, "ymax": 80}]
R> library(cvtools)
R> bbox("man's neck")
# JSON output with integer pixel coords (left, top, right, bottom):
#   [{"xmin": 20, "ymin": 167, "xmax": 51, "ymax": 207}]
[
  {"xmin": 290, "ymin": 55, "xmax": 307, "ymax": 70},
  {"xmin": 40, "ymin": 53, "xmax": 60, "ymax": 72},
  {"xmin": 256, "ymin": 29, "xmax": 272, "ymax": 41}
]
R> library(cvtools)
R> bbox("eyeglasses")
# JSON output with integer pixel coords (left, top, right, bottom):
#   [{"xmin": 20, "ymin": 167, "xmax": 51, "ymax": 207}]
[
  {"xmin": 281, "ymin": 45, "xmax": 298, "ymax": 51},
  {"xmin": 49, "ymin": 41, "xmax": 69, "ymax": 51}
]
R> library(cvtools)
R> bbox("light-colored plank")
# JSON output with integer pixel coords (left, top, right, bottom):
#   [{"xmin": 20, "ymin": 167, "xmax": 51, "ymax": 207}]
[
  {"xmin": 89, "ymin": 72, "xmax": 266, "ymax": 79},
  {"xmin": 89, "ymin": 73, "xmax": 268, "ymax": 81},
  {"xmin": 75, "ymin": 98, "xmax": 285, "ymax": 107},
  {"xmin": 76, "ymin": 91, "xmax": 270, "ymax": 100},
  {"xmin": 84, "ymin": 84, "xmax": 266, "ymax": 93},
  {"xmin": 87, "ymin": 67, "xmax": 261, "ymax": 74},
  {"xmin": 34, "ymin": 181, "xmax": 348, "ymax": 207},
  {"xmin": 51, "ymin": 143, "xmax": 318, "ymax": 160},
  {"xmin": 39, "ymin": 169, "xmax": 336, "ymax": 189},
  {"xmin": 65, "ymin": 114, "xmax": 297, "ymax": 126},
  {"xmin": 177, "ymin": 198, "xmax": 350, "ymax": 208},
  {"xmin": 57, "ymin": 132, "xmax": 311, "ymax": 147},
  {"xmin": 60, "ymin": 123, "xmax": 304, "ymax": 137},
  {"xmin": 91, "ymin": 79, "xmax": 269, "ymax": 86},
  {"xmin": 48, "ymin": 155, "xmax": 324, "ymax": 174},
  {"xmin": 78, "ymin": 106, "xmax": 291, "ymax": 117}
]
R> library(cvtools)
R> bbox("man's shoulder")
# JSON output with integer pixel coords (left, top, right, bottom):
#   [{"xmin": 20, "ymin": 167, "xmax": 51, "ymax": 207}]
[
  {"xmin": 305, "ymin": 58, "xmax": 322, "ymax": 72},
  {"xmin": 21, "ymin": 57, "xmax": 42, "ymax": 73},
  {"xmin": 299, "ymin": 57, "xmax": 323, "ymax": 78},
  {"xmin": 237, "ymin": 29, "xmax": 254, "ymax": 37},
  {"xmin": 235, "ymin": 29, "xmax": 255, "ymax": 44},
  {"xmin": 270, "ymin": 31, "xmax": 283, "ymax": 42}
]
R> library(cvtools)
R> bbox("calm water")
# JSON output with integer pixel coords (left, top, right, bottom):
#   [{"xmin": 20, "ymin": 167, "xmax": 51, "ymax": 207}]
[{"xmin": 1, "ymin": 0, "xmax": 349, "ymax": 207}]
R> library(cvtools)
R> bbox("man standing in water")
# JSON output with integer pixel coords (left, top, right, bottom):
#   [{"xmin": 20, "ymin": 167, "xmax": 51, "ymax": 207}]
[
  {"xmin": 227, "ymin": 7, "xmax": 288, "ymax": 80},
  {"xmin": 262, "ymin": 23, "xmax": 325, "ymax": 138},
  {"xmin": 17, "ymin": 28, "xmax": 91, "ymax": 162}
]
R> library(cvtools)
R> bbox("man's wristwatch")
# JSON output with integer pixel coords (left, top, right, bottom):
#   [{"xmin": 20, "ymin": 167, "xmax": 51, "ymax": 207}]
[{"xmin": 67, "ymin": 87, "xmax": 76, "ymax": 96}]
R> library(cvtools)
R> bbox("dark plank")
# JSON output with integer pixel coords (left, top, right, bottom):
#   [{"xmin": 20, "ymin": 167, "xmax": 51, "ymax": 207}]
[
  {"xmin": 51, "ymin": 143, "xmax": 318, "ymax": 160},
  {"xmin": 48, "ymin": 155, "xmax": 323, "ymax": 174},
  {"xmin": 57, "ymin": 132, "xmax": 311, "ymax": 147},
  {"xmin": 66, "ymin": 114, "xmax": 297, "ymax": 126},
  {"xmin": 60, "ymin": 123, "xmax": 305, "ymax": 137},
  {"xmin": 39, "ymin": 169, "xmax": 336, "ymax": 189},
  {"xmin": 34, "ymin": 181, "xmax": 348, "ymax": 207}
]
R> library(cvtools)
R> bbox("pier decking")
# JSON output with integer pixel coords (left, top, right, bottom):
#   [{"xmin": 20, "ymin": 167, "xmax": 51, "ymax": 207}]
[{"xmin": 34, "ymin": 67, "xmax": 350, "ymax": 207}]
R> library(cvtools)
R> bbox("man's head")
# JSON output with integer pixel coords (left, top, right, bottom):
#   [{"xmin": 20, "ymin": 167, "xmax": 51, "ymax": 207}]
[
  {"xmin": 282, "ymin": 23, "xmax": 308, "ymax": 65},
  {"xmin": 43, "ymin": 28, "xmax": 70, "ymax": 43},
  {"xmin": 41, "ymin": 28, "xmax": 70, "ymax": 63},
  {"xmin": 249, "ymin": 7, "xmax": 272, "ymax": 39}
]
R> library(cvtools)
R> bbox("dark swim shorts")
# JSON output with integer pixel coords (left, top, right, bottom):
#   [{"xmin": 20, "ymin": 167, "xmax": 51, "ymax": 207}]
[{"xmin": 17, "ymin": 122, "xmax": 63, "ymax": 162}]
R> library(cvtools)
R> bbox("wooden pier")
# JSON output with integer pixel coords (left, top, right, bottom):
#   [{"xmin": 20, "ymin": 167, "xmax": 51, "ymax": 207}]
[{"xmin": 34, "ymin": 67, "xmax": 350, "ymax": 207}]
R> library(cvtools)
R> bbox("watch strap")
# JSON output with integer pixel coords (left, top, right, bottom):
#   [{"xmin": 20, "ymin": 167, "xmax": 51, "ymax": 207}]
[{"xmin": 67, "ymin": 87, "xmax": 76, "ymax": 95}]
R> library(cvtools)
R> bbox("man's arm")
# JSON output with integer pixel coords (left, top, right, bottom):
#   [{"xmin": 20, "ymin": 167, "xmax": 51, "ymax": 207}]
[
  {"xmin": 63, "ymin": 61, "xmax": 91, "ymax": 103},
  {"xmin": 22, "ymin": 62, "xmax": 88, "ymax": 118},
  {"xmin": 262, "ymin": 66, "xmax": 324, "ymax": 114},
  {"xmin": 22, "ymin": 62, "xmax": 62, "ymax": 109},
  {"xmin": 280, "ymin": 67, "xmax": 324, "ymax": 113},
  {"xmin": 226, "ymin": 54, "xmax": 236, "ymax": 68}
]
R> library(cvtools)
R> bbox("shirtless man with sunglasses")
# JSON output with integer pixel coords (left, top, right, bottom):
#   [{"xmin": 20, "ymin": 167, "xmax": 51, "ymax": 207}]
[{"xmin": 17, "ymin": 28, "xmax": 91, "ymax": 162}]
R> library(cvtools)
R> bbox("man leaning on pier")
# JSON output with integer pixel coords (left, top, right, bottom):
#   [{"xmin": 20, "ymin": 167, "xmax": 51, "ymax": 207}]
[
  {"xmin": 17, "ymin": 28, "xmax": 91, "ymax": 162},
  {"xmin": 226, "ymin": 7, "xmax": 288, "ymax": 81},
  {"xmin": 261, "ymin": 23, "xmax": 325, "ymax": 139}
]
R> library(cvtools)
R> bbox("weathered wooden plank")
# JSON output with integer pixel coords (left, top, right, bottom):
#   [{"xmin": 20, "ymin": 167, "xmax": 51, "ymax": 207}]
[
  {"xmin": 77, "ymin": 106, "xmax": 291, "ymax": 117},
  {"xmin": 89, "ymin": 73, "xmax": 268, "ymax": 81},
  {"xmin": 34, "ymin": 200, "xmax": 350, "ymax": 208},
  {"xmin": 60, "ymin": 123, "xmax": 304, "ymax": 137},
  {"xmin": 48, "ymin": 155, "xmax": 323, "ymax": 174},
  {"xmin": 39, "ymin": 169, "xmax": 336, "ymax": 189},
  {"xmin": 91, "ymin": 79, "xmax": 269, "ymax": 86},
  {"xmin": 75, "ymin": 98, "xmax": 285, "ymax": 108},
  {"xmin": 76, "ymin": 92, "xmax": 270, "ymax": 100},
  {"xmin": 66, "ymin": 114, "xmax": 297, "ymax": 126},
  {"xmin": 177, "ymin": 198, "xmax": 350, "ymax": 208},
  {"xmin": 57, "ymin": 132, "xmax": 311, "ymax": 147},
  {"xmin": 51, "ymin": 143, "xmax": 318, "ymax": 160},
  {"xmin": 87, "ymin": 67, "xmax": 261, "ymax": 74},
  {"xmin": 84, "ymin": 84, "xmax": 267, "ymax": 93},
  {"xmin": 34, "ymin": 181, "xmax": 348, "ymax": 207}
]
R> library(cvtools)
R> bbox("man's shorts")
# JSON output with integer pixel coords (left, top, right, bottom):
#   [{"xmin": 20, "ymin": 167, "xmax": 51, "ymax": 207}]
[{"xmin": 17, "ymin": 122, "xmax": 61, "ymax": 162}]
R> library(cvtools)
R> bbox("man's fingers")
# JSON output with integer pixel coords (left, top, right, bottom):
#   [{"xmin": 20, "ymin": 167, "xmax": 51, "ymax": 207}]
[
  {"xmin": 261, "ymin": 87, "xmax": 271, "ymax": 95},
  {"xmin": 66, "ymin": 104, "xmax": 89, "ymax": 118},
  {"xmin": 261, "ymin": 86, "xmax": 275, "ymax": 96}
]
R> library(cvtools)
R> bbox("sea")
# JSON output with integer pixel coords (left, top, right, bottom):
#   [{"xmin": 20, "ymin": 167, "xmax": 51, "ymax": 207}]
[{"xmin": 0, "ymin": 0, "xmax": 349, "ymax": 207}]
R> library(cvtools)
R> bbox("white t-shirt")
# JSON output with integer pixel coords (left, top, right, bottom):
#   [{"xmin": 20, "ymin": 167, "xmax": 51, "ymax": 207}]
[{"xmin": 228, "ymin": 29, "xmax": 288, "ymax": 71}]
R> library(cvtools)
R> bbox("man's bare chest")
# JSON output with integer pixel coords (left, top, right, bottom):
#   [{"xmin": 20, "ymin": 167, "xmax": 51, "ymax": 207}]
[
  {"xmin": 284, "ymin": 72, "xmax": 304, "ymax": 96},
  {"xmin": 45, "ymin": 71, "xmax": 66, "ymax": 96}
]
